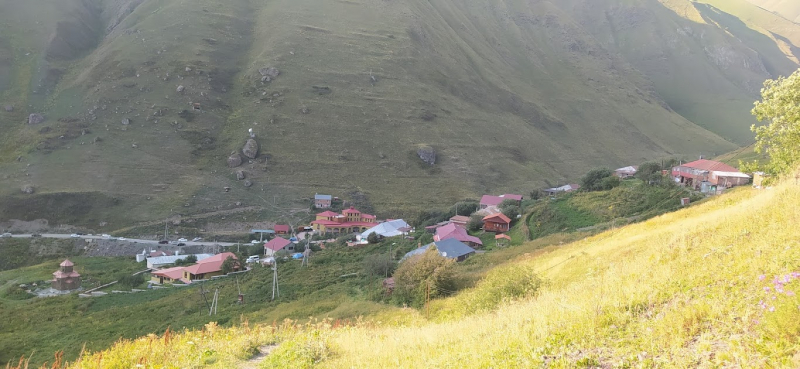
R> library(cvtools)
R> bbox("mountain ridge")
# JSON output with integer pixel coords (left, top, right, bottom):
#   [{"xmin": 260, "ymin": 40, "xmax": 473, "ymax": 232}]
[{"xmin": 0, "ymin": 0, "xmax": 796, "ymax": 225}]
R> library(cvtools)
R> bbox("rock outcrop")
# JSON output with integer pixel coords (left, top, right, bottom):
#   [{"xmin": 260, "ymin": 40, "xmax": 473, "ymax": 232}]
[
  {"xmin": 227, "ymin": 152, "xmax": 243, "ymax": 167},
  {"xmin": 28, "ymin": 113, "xmax": 45, "ymax": 125},
  {"xmin": 417, "ymin": 145, "xmax": 436, "ymax": 165},
  {"xmin": 242, "ymin": 139, "xmax": 259, "ymax": 159}
]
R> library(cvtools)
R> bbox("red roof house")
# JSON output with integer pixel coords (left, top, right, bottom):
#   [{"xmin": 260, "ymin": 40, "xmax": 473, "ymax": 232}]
[
  {"xmin": 482, "ymin": 213, "xmax": 511, "ymax": 233},
  {"xmin": 310, "ymin": 206, "xmax": 377, "ymax": 234},
  {"xmin": 151, "ymin": 266, "xmax": 185, "ymax": 284},
  {"xmin": 182, "ymin": 252, "xmax": 239, "ymax": 283},
  {"xmin": 434, "ymin": 223, "xmax": 483, "ymax": 248},
  {"xmin": 274, "ymin": 224, "xmax": 291, "ymax": 235},
  {"xmin": 672, "ymin": 159, "xmax": 749, "ymax": 191},
  {"xmin": 264, "ymin": 237, "xmax": 293, "ymax": 256},
  {"xmin": 480, "ymin": 194, "xmax": 523, "ymax": 209}
]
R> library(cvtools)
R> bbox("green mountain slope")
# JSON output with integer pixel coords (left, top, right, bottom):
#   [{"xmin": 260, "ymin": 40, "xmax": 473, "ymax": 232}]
[{"xmin": 0, "ymin": 0, "xmax": 795, "ymax": 225}]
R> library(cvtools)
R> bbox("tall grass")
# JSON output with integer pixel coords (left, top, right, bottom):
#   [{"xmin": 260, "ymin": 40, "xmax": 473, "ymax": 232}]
[{"xmin": 18, "ymin": 177, "xmax": 800, "ymax": 368}]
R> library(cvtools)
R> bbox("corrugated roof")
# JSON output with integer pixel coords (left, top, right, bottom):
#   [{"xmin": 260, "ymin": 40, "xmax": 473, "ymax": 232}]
[
  {"xmin": 482, "ymin": 213, "xmax": 511, "ymax": 224},
  {"xmin": 147, "ymin": 254, "xmax": 214, "ymax": 266},
  {"xmin": 152, "ymin": 266, "xmax": 185, "ymax": 280},
  {"xmin": 184, "ymin": 252, "xmax": 238, "ymax": 275},
  {"xmin": 680, "ymin": 159, "xmax": 738, "ymax": 173},
  {"xmin": 434, "ymin": 223, "xmax": 483, "ymax": 246},
  {"xmin": 274, "ymin": 225, "xmax": 290, "ymax": 232},
  {"xmin": 713, "ymin": 171, "xmax": 751, "ymax": 178},
  {"xmin": 315, "ymin": 194, "xmax": 332, "ymax": 200},
  {"xmin": 265, "ymin": 237, "xmax": 292, "ymax": 252}
]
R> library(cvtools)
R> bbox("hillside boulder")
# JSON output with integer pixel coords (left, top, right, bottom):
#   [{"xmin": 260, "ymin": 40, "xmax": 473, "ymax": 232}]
[
  {"xmin": 259, "ymin": 67, "xmax": 280, "ymax": 78},
  {"xmin": 21, "ymin": 184, "xmax": 35, "ymax": 194},
  {"xmin": 121, "ymin": 118, "xmax": 130, "ymax": 125},
  {"xmin": 227, "ymin": 152, "xmax": 243, "ymax": 167},
  {"xmin": 176, "ymin": 85, "xmax": 185, "ymax": 93},
  {"xmin": 4, "ymin": 105, "xmax": 13, "ymax": 112},
  {"xmin": 28, "ymin": 113, "xmax": 45, "ymax": 125},
  {"xmin": 236, "ymin": 170, "xmax": 246, "ymax": 180},
  {"xmin": 242, "ymin": 139, "xmax": 259, "ymax": 159},
  {"xmin": 417, "ymin": 145, "xmax": 436, "ymax": 165},
  {"xmin": 243, "ymin": 180, "xmax": 253, "ymax": 187}
]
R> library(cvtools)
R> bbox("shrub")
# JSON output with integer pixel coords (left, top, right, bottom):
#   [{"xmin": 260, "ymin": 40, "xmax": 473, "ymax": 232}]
[
  {"xmin": 117, "ymin": 273, "xmax": 145, "ymax": 288},
  {"xmin": 467, "ymin": 215, "xmax": 484, "ymax": 232},
  {"xmin": 580, "ymin": 168, "xmax": 614, "ymax": 191},
  {"xmin": 367, "ymin": 232, "xmax": 380, "ymax": 244},
  {"xmin": 363, "ymin": 253, "xmax": 395, "ymax": 277},
  {"xmin": 636, "ymin": 162, "xmax": 661, "ymax": 181},
  {"xmin": 393, "ymin": 247, "xmax": 457, "ymax": 307}
]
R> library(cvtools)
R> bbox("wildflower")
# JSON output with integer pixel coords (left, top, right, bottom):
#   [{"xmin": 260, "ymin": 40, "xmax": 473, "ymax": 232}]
[
  {"xmin": 786, "ymin": 290, "xmax": 795, "ymax": 297},
  {"xmin": 769, "ymin": 306, "xmax": 775, "ymax": 312},
  {"xmin": 765, "ymin": 287, "xmax": 771, "ymax": 292},
  {"xmin": 759, "ymin": 274, "xmax": 766, "ymax": 281}
]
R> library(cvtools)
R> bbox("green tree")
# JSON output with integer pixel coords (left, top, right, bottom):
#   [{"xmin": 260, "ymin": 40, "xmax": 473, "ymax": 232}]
[
  {"xmin": 501, "ymin": 205, "xmax": 520, "ymax": 221},
  {"xmin": 393, "ymin": 247, "xmax": 457, "ymax": 306},
  {"xmin": 599, "ymin": 175, "xmax": 621, "ymax": 190},
  {"xmin": 581, "ymin": 168, "xmax": 614, "ymax": 191},
  {"xmin": 363, "ymin": 253, "xmax": 395, "ymax": 277},
  {"xmin": 367, "ymin": 232, "xmax": 380, "ymax": 244},
  {"xmin": 220, "ymin": 256, "xmax": 239, "ymax": 275},
  {"xmin": 636, "ymin": 162, "xmax": 661, "ymax": 182},
  {"xmin": 174, "ymin": 254, "xmax": 198, "ymax": 266},
  {"xmin": 467, "ymin": 214, "xmax": 484, "ymax": 232},
  {"xmin": 751, "ymin": 70, "xmax": 800, "ymax": 174}
]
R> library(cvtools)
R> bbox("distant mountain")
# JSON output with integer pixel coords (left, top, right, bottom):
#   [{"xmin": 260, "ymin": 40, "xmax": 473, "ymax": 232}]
[
  {"xmin": 0, "ymin": 0, "xmax": 797, "ymax": 226},
  {"xmin": 746, "ymin": 0, "xmax": 800, "ymax": 22}
]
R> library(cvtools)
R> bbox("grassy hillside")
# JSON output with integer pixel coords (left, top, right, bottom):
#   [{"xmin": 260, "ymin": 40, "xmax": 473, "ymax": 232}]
[
  {"xmin": 525, "ymin": 179, "xmax": 702, "ymax": 239},
  {"xmin": 5, "ymin": 0, "xmax": 790, "ymax": 227},
  {"xmin": 24, "ymin": 168, "xmax": 800, "ymax": 368}
]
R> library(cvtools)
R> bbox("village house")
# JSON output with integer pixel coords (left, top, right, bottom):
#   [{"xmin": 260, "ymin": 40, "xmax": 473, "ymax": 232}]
[
  {"xmin": 314, "ymin": 194, "xmax": 332, "ymax": 208},
  {"xmin": 359, "ymin": 219, "xmax": 411, "ymax": 240},
  {"xmin": 182, "ymin": 252, "xmax": 240, "ymax": 283},
  {"xmin": 402, "ymin": 238, "xmax": 476, "ymax": 262},
  {"xmin": 146, "ymin": 253, "xmax": 214, "ymax": 269},
  {"xmin": 614, "ymin": 166, "xmax": 638, "ymax": 178},
  {"xmin": 495, "ymin": 233, "xmax": 512, "ymax": 247},
  {"xmin": 150, "ymin": 267, "xmax": 185, "ymax": 284},
  {"xmin": 149, "ymin": 253, "xmax": 238, "ymax": 284},
  {"xmin": 672, "ymin": 159, "xmax": 750, "ymax": 193},
  {"xmin": 479, "ymin": 194, "xmax": 523, "ymax": 209},
  {"xmin": 274, "ymin": 224, "xmax": 290, "ymax": 235},
  {"xmin": 310, "ymin": 206, "xmax": 376, "ymax": 234},
  {"xmin": 449, "ymin": 215, "xmax": 470, "ymax": 227},
  {"xmin": 434, "ymin": 222, "xmax": 483, "ymax": 248},
  {"xmin": 482, "ymin": 213, "xmax": 511, "ymax": 233},
  {"xmin": 52, "ymin": 259, "xmax": 81, "ymax": 291},
  {"xmin": 544, "ymin": 184, "xmax": 580, "ymax": 196},
  {"xmin": 264, "ymin": 237, "xmax": 293, "ymax": 256}
]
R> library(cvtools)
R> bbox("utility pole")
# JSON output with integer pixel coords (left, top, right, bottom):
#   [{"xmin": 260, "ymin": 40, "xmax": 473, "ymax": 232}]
[
  {"xmin": 271, "ymin": 264, "xmax": 280, "ymax": 300},
  {"xmin": 164, "ymin": 220, "xmax": 168, "ymax": 240},
  {"xmin": 391, "ymin": 243, "xmax": 396, "ymax": 260},
  {"xmin": 425, "ymin": 281, "xmax": 430, "ymax": 319}
]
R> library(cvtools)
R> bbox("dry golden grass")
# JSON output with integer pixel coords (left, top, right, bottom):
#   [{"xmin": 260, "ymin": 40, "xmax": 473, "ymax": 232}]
[{"xmin": 19, "ymin": 175, "xmax": 800, "ymax": 368}]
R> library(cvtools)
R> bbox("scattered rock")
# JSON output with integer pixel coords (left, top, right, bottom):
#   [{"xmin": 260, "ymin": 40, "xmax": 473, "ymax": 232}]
[
  {"xmin": 301, "ymin": 107, "xmax": 310, "ymax": 114},
  {"xmin": 259, "ymin": 67, "xmax": 280, "ymax": 78},
  {"xmin": 176, "ymin": 85, "xmax": 185, "ymax": 93},
  {"xmin": 4, "ymin": 105, "xmax": 13, "ymax": 112},
  {"xmin": 421, "ymin": 111, "xmax": 437, "ymax": 121},
  {"xmin": 312, "ymin": 86, "xmax": 332, "ymax": 95},
  {"xmin": 243, "ymin": 180, "xmax": 253, "ymax": 187},
  {"xmin": 203, "ymin": 38, "xmax": 217, "ymax": 45},
  {"xmin": 20, "ymin": 184, "xmax": 35, "ymax": 194},
  {"xmin": 236, "ymin": 170, "xmax": 246, "ymax": 180},
  {"xmin": 121, "ymin": 118, "xmax": 131, "ymax": 125},
  {"xmin": 28, "ymin": 113, "xmax": 45, "ymax": 125},
  {"xmin": 242, "ymin": 138, "xmax": 259, "ymax": 159},
  {"xmin": 261, "ymin": 75, "xmax": 271, "ymax": 83},
  {"xmin": 417, "ymin": 145, "xmax": 436, "ymax": 165},
  {"xmin": 227, "ymin": 152, "xmax": 243, "ymax": 167},
  {"xmin": 185, "ymin": 67, "xmax": 192, "ymax": 72},
  {"xmin": 235, "ymin": 201, "xmax": 242, "ymax": 206}
]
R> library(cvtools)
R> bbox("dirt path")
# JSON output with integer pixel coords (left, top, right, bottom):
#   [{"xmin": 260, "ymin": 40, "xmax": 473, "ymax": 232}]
[{"xmin": 241, "ymin": 345, "xmax": 277, "ymax": 369}]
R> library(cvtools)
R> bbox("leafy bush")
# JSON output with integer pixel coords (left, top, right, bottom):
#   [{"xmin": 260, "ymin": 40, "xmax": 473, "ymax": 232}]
[
  {"xmin": 117, "ymin": 273, "xmax": 145, "ymax": 288},
  {"xmin": 367, "ymin": 232, "xmax": 380, "ymax": 244},
  {"xmin": 636, "ymin": 162, "xmax": 661, "ymax": 181},
  {"xmin": 363, "ymin": 253, "xmax": 395, "ymax": 277},
  {"xmin": 580, "ymin": 168, "xmax": 614, "ymax": 191},
  {"xmin": 467, "ymin": 215, "xmax": 484, "ymax": 232},
  {"xmin": 393, "ymin": 247, "xmax": 456, "ymax": 307}
]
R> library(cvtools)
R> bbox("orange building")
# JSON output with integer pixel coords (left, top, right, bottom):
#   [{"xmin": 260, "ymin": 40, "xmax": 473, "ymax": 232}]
[{"xmin": 310, "ymin": 206, "xmax": 376, "ymax": 234}]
